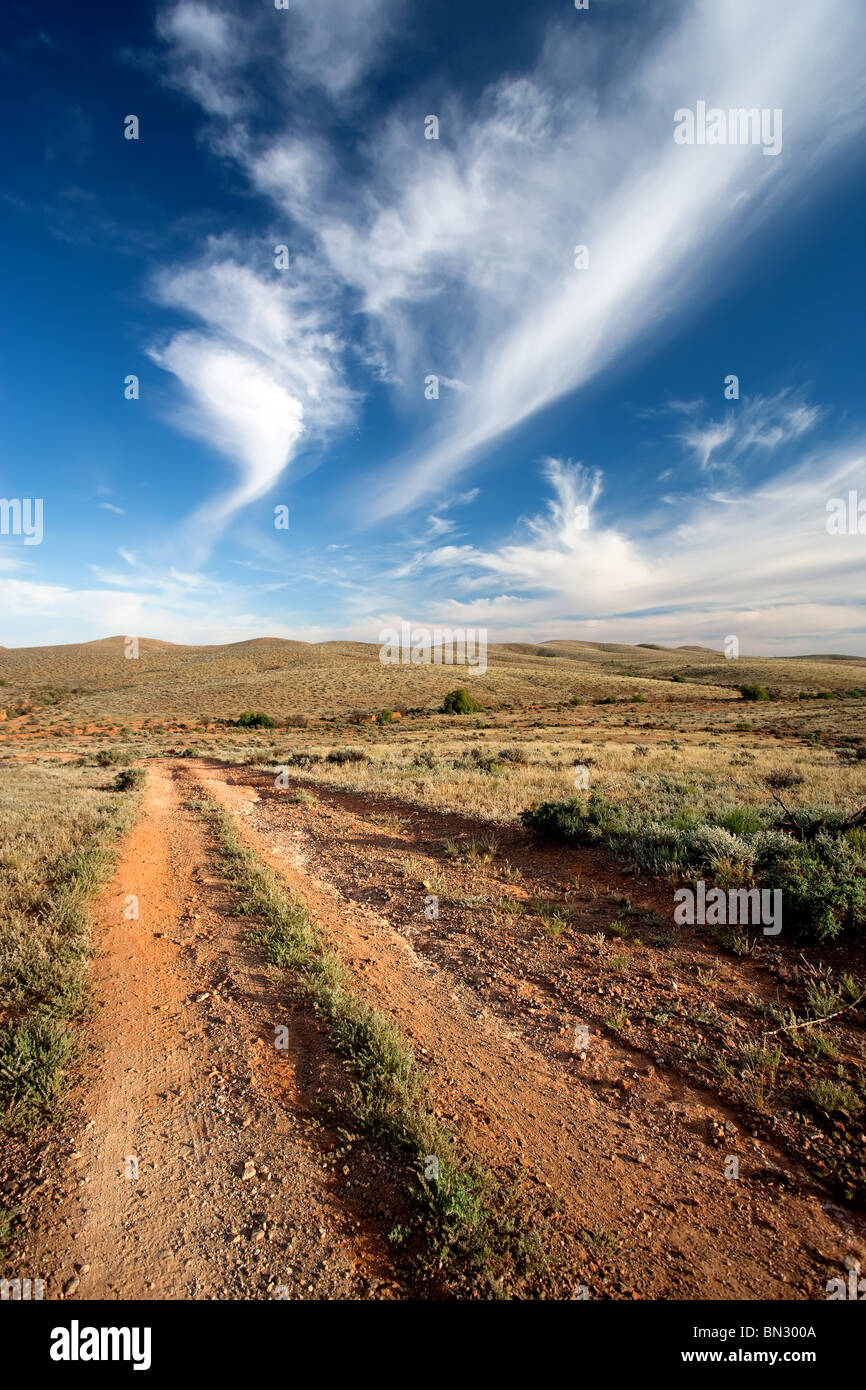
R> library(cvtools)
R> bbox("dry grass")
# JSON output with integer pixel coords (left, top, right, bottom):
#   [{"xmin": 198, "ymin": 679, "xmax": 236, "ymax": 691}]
[
  {"xmin": 204, "ymin": 728, "xmax": 866, "ymax": 828},
  {"xmin": 0, "ymin": 761, "xmax": 142, "ymax": 1128}
]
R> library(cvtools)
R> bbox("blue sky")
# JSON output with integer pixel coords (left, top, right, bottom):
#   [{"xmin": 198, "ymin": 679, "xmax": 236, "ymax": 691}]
[{"xmin": 0, "ymin": 0, "xmax": 864, "ymax": 653}]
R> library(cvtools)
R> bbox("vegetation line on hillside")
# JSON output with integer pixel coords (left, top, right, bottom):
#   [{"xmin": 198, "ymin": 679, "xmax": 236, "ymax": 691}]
[
  {"xmin": 0, "ymin": 768, "xmax": 145, "ymax": 1131},
  {"xmin": 190, "ymin": 795, "xmax": 543, "ymax": 1294}
]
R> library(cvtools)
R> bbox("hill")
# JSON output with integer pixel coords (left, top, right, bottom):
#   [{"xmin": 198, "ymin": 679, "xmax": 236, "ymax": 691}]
[{"xmin": 0, "ymin": 634, "xmax": 864, "ymax": 728}]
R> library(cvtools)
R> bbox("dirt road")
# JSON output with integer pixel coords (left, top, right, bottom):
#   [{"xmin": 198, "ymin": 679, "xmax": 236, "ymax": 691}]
[
  {"xmin": 6, "ymin": 758, "xmax": 865, "ymax": 1299},
  {"xmin": 8, "ymin": 763, "xmax": 414, "ymax": 1300}
]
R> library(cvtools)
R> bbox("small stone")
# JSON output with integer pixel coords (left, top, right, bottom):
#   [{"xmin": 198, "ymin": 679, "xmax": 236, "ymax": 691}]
[
  {"xmin": 63, "ymin": 1276, "xmax": 80, "ymax": 1296},
  {"xmin": 241, "ymin": 1160, "xmax": 257, "ymax": 1181}
]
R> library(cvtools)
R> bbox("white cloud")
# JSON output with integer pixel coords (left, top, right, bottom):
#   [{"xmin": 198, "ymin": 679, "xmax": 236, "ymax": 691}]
[
  {"xmin": 676, "ymin": 391, "xmax": 822, "ymax": 472},
  {"xmin": 154, "ymin": 0, "xmax": 866, "ymax": 527},
  {"xmin": 280, "ymin": 0, "xmax": 405, "ymax": 99},
  {"xmin": 426, "ymin": 514, "xmax": 456, "ymax": 538},
  {"xmin": 157, "ymin": 0, "xmax": 403, "ymax": 115},
  {"xmin": 157, "ymin": 1, "xmax": 246, "ymax": 117},
  {"xmin": 148, "ymin": 256, "xmax": 355, "ymax": 544},
  {"xmin": 376, "ymin": 444, "xmax": 866, "ymax": 653},
  {"xmin": 150, "ymin": 333, "xmax": 304, "ymax": 535}
]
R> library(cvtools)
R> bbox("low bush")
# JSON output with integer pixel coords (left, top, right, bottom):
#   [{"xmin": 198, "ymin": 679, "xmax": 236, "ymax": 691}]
[
  {"xmin": 95, "ymin": 748, "xmax": 132, "ymax": 768},
  {"xmin": 498, "ymin": 747, "xmax": 529, "ymax": 764},
  {"xmin": 754, "ymin": 833, "xmax": 865, "ymax": 941},
  {"xmin": 326, "ymin": 748, "xmax": 369, "ymax": 765},
  {"xmin": 739, "ymin": 684, "xmax": 770, "ymax": 702},
  {"xmin": 520, "ymin": 792, "xmax": 625, "ymax": 845},
  {"xmin": 442, "ymin": 689, "xmax": 483, "ymax": 715},
  {"xmin": 111, "ymin": 767, "xmax": 146, "ymax": 792},
  {"xmin": 410, "ymin": 750, "xmax": 440, "ymax": 770},
  {"xmin": 710, "ymin": 804, "xmax": 767, "ymax": 837},
  {"xmin": 236, "ymin": 711, "xmax": 275, "ymax": 728},
  {"xmin": 522, "ymin": 791, "xmax": 865, "ymax": 942}
]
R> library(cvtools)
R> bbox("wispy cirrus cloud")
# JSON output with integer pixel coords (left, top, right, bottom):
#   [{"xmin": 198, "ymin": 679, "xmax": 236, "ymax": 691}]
[
  {"xmin": 674, "ymin": 390, "xmax": 822, "ymax": 472},
  {"xmin": 154, "ymin": 0, "xmax": 866, "ymax": 528}
]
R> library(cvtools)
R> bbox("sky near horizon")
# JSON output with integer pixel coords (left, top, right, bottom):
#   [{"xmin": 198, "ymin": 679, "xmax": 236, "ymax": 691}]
[{"xmin": 0, "ymin": 0, "xmax": 864, "ymax": 654}]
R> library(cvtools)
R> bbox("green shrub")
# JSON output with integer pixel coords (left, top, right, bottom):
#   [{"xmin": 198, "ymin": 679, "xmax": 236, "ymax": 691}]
[
  {"xmin": 376, "ymin": 709, "xmax": 395, "ymax": 724},
  {"xmin": 111, "ymin": 767, "xmax": 146, "ymax": 792},
  {"xmin": 520, "ymin": 792, "xmax": 625, "ymax": 845},
  {"xmin": 755, "ymin": 834, "xmax": 865, "ymax": 940},
  {"xmin": 442, "ymin": 689, "xmax": 482, "ymax": 715},
  {"xmin": 711, "ymin": 804, "xmax": 766, "ymax": 836},
  {"xmin": 808, "ymin": 1079, "xmax": 863, "ymax": 1115},
  {"xmin": 845, "ymin": 826, "xmax": 866, "ymax": 859},
  {"xmin": 236, "ymin": 711, "xmax": 275, "ymax": 728},
  {"xmin": 739, "ymin": 684, "xmax": 770, "ymax": 702},
  {"xmin": 0, "ymin": 1017, "xmax": 76, "ymax": 1126}
]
